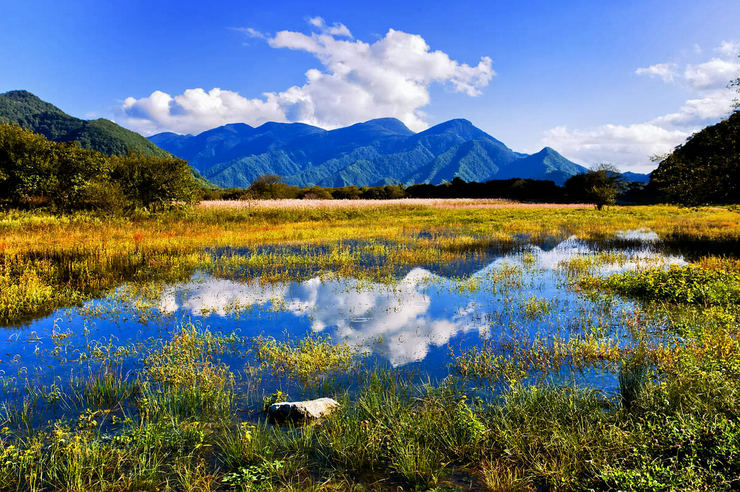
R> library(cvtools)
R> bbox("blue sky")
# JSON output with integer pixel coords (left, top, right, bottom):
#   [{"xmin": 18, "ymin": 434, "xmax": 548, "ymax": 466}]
[{"xmin": 2, "ymin": 0, "xmax": 739, "ymax": 172}]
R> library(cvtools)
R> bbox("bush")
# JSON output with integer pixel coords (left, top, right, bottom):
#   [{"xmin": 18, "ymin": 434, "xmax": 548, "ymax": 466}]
[{"xmin": 600, "ymin": 265, "xmax": 740, "ymax": 306}]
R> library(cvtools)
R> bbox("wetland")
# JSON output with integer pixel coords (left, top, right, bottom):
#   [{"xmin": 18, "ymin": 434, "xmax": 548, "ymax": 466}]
[{"xmin": 0, "ymin": 202, "xmax": 739, "ymax": 490}]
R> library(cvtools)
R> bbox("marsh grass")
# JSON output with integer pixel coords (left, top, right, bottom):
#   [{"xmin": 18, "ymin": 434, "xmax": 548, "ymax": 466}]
[
  {"xmin": 0, "ymin": 204, "xmax": 739, "ymax": 489},
  {"xmin": 2, "ymin": 204, "xmax": 739, "ymax": 323},
  {"xmin": 75, "ymin": 371, "xmax": 139, "ymax": 410},
  {"xmin": 253, "ymin": 334, "xmax": 364, "ymax": 387}
]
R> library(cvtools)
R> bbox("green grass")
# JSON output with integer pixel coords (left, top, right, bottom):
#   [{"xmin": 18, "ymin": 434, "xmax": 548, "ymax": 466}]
[{"xmin": 0, "ymin": 204, "xmax": 739, "ymax": 489}]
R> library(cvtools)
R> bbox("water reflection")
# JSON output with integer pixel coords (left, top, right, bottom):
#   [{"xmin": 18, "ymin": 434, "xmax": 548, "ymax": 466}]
[
  {"xmin": 0, "ymin": 231, "xmax": 689, "ymax": 403},
  {"xmin": 153, "ymin": 235, "xmax": 686, "ymax": 367}
]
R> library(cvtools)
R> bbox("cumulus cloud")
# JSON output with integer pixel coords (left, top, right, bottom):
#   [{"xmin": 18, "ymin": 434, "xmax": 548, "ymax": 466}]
[
  {"xmin": 651, "ymin": 88, "xmax": 737, "ymax": 127},
  {"xmin": 122, "ymin": 88, "xmax": 285, "ymax": 136},
  {"xmin": 120, "ymin": 20, "xmax": 494, "ymax": 135},
  {"xmin": 635, "ymin": 63, "xmax": 676, "ymax": 82},
  {"xmin": 684, "ymin": 58, "xmax": 740, "ymax": 89},
  {"xmin": 543, "ymin": 42, "xmax": 740, "ymax": 173},
  {"xmin": 542, "ymin": 124, "xmax": 689, "ymax": 172}
]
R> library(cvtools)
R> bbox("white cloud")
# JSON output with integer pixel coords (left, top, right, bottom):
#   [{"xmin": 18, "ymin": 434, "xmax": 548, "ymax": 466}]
[
  {"xmin": 122, "ymin": 88, "xmax": 285, "ymax": 136},
  {"xmin": 650, "ymin": 88, "xmax": 737, "ymax": 127},
  {"xmin": 543, "ymin": 42, "xmax": 740, "ymax": 173},
  {"xmin": 121, "ymin": 20, "xmax": 493, "ymax": 135},
  {"xmin": 635, "ymin": 63, "xmax": 676, "ymax": 82},
  {"xmin": 306, "ymin": 16, "xmax": 352, "ymax": 38},
  {"xmin": 684, "ymin": 58, "xmax": 740, "ymax": 89},
  {"xmin": 542, "ymin": 124, "xmax": 689, "ymax": 173},
  {"xmin": 239, "ymin": 27, "xmax": 267, "ymax": 39},
  {"xmin": 717, "ymin": 41, "xmax": 740, "ymax": 57}
]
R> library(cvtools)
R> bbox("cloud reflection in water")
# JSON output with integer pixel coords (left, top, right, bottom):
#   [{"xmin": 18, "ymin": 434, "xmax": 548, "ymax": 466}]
[{"xmin": 157, "ymin": 235, "xmax": 685, "ymax": 367}]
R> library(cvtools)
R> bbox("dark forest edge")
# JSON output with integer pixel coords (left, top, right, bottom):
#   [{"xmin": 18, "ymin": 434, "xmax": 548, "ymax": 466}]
[
  {"xmin": 0, "ymin": 124, "xmax": 200, "ymax": 212},
  {"xmin": 201, "ymin": 166, "xmax": 648, "ymax": 208}
]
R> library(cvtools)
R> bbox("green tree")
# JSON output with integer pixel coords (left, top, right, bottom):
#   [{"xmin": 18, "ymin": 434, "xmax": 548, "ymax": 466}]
[
  {"xmin": 565, "ymin": 164, "xmax": 623, "ymax": 210},
  {"xmin": 300, "ymin": 185, "xmax": 333, "ymax": 200},
  {"xmin": 0, "ymin": 123, "xmax": 201, "ymax": 212},
  {"xmin": 49, "ymin": 142, "xmax": 117, "ymax": 211},
  {"xmin": 247, "ymin": 174, "xmax": 300, "ymax": 199},
  {"xmin": 110, "ymin": 154, "xmax": 200, "ymax": 211},
  {"xmin": 0, "ymin": 124, "xmax": 55, "ymax": 204}
]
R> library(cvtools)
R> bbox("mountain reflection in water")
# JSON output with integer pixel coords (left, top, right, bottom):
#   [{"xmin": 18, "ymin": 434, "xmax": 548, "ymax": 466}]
[{"xmin": 156, "ymin": 235, "xmax": 686, "ymax": 367}]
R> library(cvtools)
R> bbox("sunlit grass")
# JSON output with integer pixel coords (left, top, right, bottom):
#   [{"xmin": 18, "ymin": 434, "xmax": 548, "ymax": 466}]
[{"xmin": 0, "ymin": 204, "xmax": 739, "ymax": 489}]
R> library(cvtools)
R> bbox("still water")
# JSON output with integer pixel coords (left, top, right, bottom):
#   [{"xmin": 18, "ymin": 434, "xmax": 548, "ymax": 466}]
[{"xmin": 0, "ymin": 231, "xmax": 685, "ymax": 406}]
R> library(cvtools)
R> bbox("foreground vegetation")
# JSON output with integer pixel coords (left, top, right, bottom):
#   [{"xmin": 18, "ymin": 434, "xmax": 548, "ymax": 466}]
[{"xmin": 0, "ymin": 204, "xmax": 739, "ymax": 490}]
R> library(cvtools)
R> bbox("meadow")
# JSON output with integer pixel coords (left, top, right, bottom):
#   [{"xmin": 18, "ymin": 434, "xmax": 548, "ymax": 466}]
[{"xmin": 0, "ymin": 201, "xmax": 739, "ymax": 490}]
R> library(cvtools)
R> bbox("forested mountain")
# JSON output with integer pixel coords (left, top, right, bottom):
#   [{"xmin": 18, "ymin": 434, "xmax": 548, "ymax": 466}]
[
  {"xmin": 150, "ymin": 118, "xmax": 591, "ymax": 188},
  {"xmin": 651, "ymin": 111, "xmax": 739, "ymax": 204},
  {"xmin": 0, "ymin": 90, "xmax": 171, "ymax": 158}
]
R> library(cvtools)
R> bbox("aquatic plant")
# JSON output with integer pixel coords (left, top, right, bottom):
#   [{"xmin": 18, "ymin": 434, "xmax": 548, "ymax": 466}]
[{"xmin": 253, "ymin": 334, "xmax": 363, "ymax": 385}]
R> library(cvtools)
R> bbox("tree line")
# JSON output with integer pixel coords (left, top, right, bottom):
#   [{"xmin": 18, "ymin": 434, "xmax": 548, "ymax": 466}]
[
  {"xmin": 202, "ymin": 165, "xmax": 639, "ymax": 208},
  {"xmin": 0, "ymin": 124, "xmax": 199, "ymax": 212}
]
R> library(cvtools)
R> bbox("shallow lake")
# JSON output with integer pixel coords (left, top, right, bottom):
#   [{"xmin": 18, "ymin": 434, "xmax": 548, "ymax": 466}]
[{"xmin": 0, "ymin": 230, "xmax": 686, "ymax": 416}]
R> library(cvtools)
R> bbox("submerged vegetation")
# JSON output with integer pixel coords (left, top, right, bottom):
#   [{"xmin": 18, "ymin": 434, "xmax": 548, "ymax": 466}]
[{"xmin": 0, "ymin": 203, "xmax": 739, "ymax": 490}]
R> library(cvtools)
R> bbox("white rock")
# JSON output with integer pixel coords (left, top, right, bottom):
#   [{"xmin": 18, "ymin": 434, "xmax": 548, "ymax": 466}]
[{"xmin": 268, "ymin": 397, "xmax": 340, "ymax": 421}]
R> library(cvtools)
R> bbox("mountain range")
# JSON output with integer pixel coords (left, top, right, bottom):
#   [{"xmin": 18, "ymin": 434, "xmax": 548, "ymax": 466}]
[
  {"xmin": 150, "ymin": 118, "xmax": 595, "ymax": 188},
  {"xmin": 0, "ymin": 90, "xmax": 650, "ymax": 189},
  {"xmin": 0, "ymin": 90, "xmax": 170, "ymax": 158}
]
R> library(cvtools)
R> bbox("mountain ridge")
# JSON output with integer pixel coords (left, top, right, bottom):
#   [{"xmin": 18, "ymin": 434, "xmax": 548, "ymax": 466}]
[
  {"xmin": 0, "ymin": 90, "xmax": 171, "ymax": 158},
  {"xmin": 150, "ymin": 117, "xmax": 592, "ymax": 188}
]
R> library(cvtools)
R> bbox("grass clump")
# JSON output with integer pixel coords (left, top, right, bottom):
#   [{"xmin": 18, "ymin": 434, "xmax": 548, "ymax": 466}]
[
  {"xmin": 599, "ymin": 264, "xmax": 740, "ymax": 306},
  {"xmin": 254, "ymin": 334, "xmax": 363, "ymax": 385},
  {"xmin": 141, "ymin": 324, "xmax": 239, "ymax": 421}
]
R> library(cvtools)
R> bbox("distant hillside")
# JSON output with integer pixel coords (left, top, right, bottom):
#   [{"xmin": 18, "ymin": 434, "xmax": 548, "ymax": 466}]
[
  {"xmin": 621, "ymin": 171, "xmax": 651, "ymax": 183},
  {"xmin": 150, "ymin": 118, "xmax": 590, "ymax": 188},
  {"xmin": 0, "ymin": 90, "xmax": 170, "ymax": 158}
]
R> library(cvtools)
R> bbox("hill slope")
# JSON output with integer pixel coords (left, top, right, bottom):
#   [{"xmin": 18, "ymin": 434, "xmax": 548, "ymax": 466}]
[
  {"xmin": 651, "ymin": 111, "xmax": 739, "ymax": 204},
  {"xmin": 0, "ymin": 90, "xmax": 171, "ymax": 158},
  {"xmin": 151, "ymin": 118, "xmax": 590, "ymax": 187}
]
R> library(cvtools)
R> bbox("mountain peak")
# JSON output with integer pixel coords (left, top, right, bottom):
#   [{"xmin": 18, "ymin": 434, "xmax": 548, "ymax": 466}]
[
  {"xmin": 223, "ymin": 122, "xmax": 253, "ymax": 130},
  {"xmin": 0, "ymin": 90, "xmax": 67, "ymax": 117},
  {"xmin": 428, "ymin": 118, "xmax": 474, "ymax": 130},
  {"xmin": 359, "ymin": 118, "xmax": 414, "ymax": 135},
  {"xmin": 420, "ymin": 118, "xmax": 484, "ymax": 135},
  {"xmin": 416, "ymin": 118, "xmax": 504, "ymax": 148},
  {"xmin": 535, "ymin": 146, "xmax": 561, "ymax": 156},
  {"xmin": 255, "ymin": 121, "xmax": 319, "ymax": 130},
  {"xmin": 4, "ymin": 89, "xmax": 39, "ymax": 99}
]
